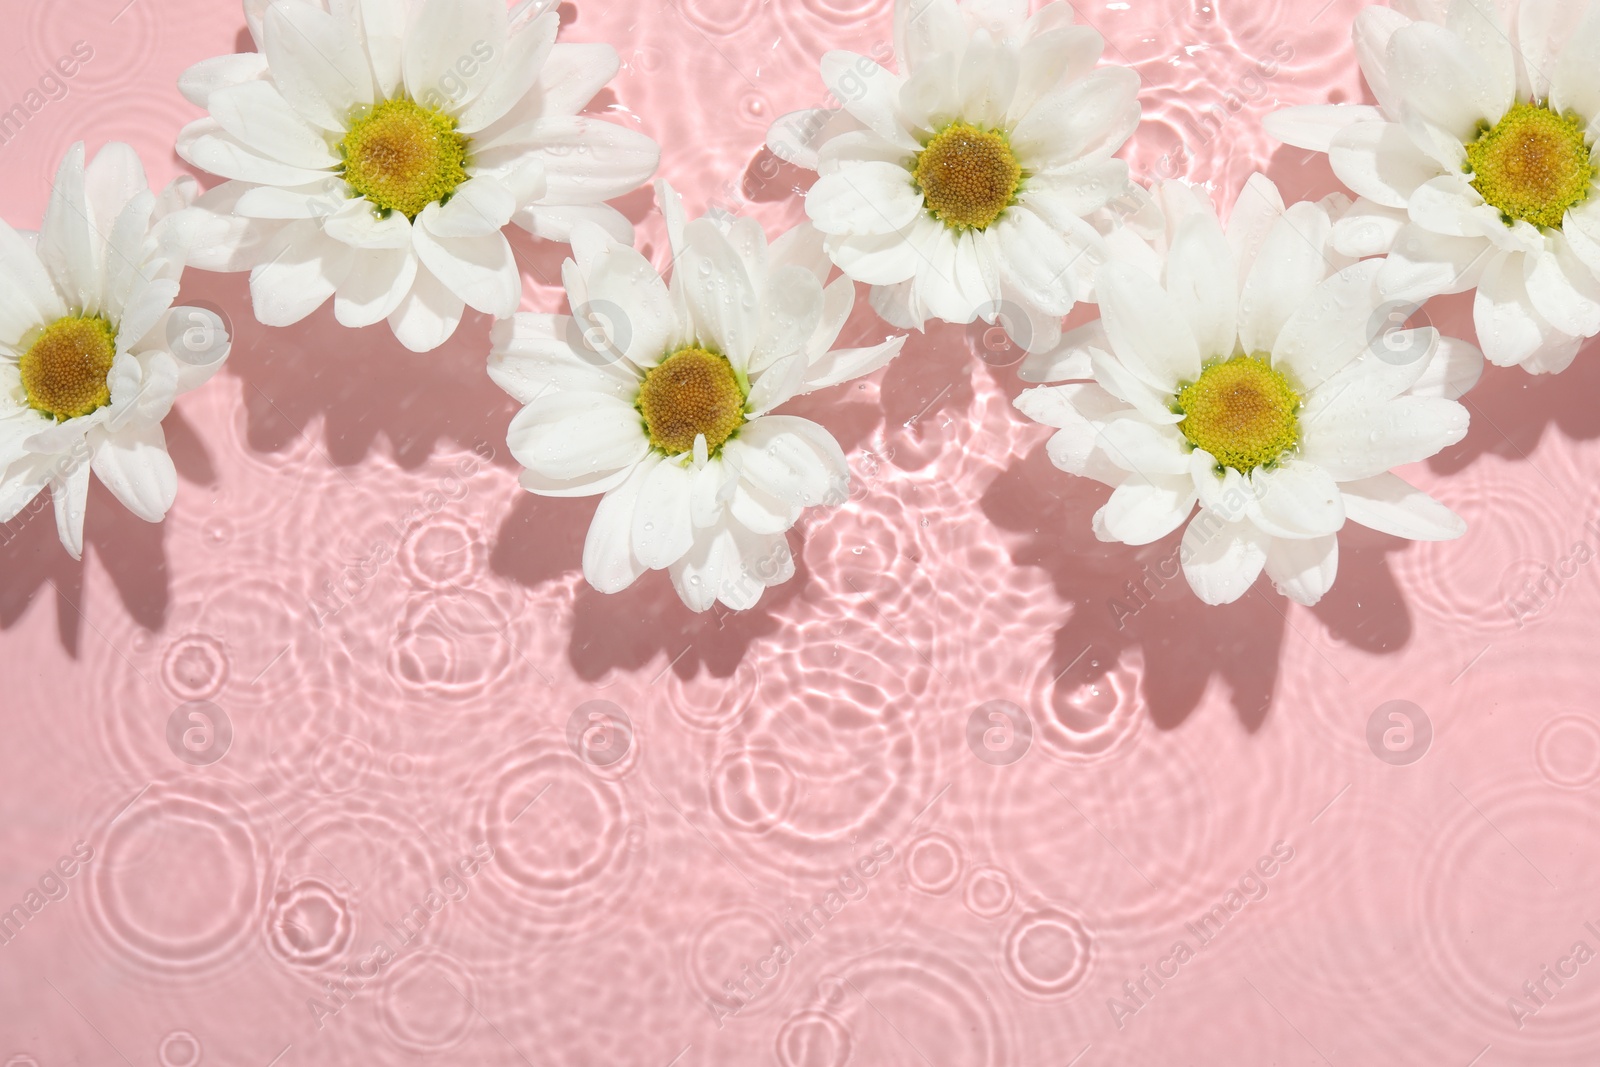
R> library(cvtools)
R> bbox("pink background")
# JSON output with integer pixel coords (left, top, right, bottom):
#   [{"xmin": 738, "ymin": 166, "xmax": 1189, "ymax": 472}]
[{"xmin": 1, "ymin": 0, "xmax": 1598, "ymax": 1063}]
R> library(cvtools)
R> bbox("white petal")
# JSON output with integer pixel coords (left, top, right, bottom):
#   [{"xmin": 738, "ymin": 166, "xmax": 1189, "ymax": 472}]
[
  {"xmin": 116, "ymin": 278, "xmax": 181, "ymax": 355},
  {"xmin": 0, "ymin": 219, "xmax": 65, "ymax": 340},
  {"xmin": 819, "ymin": 51, "xmax": 916, "ymax": 150},
  {"xmin": 38, "ymin": 142, "xmax": 98, "ymax": 314},
  {"xmin": 582, "ymin": 456, "xmax": 656, "ymax": 594},
  {"xmin": 358, "ymin": 0, "xmax": 407, "ymax": 98},
  {"xmin": 323, "ymin": 198, "xmax": 413, "ymax": 248},
  {"xmin": 753, "ymin": 264, "xmax": 825, "ymax": 373},
  {"xmin": 1180, "ymin": 514, "xmax": 1269, "ymax": 605},
  {"xmin": 178, "ymin": 120, "xmax": 333, "ymax": 187},
  {"xmin": 915, "ymin": 227, "xmax": 997, "ymax": 324},
  {"xmin": 1096, "ymin": 261, "xmax": 1201, "ymax": 391},
  {"xmin": 52, "ymin": 460, "xmax": 91, "ymax": 560},
  {"xmin": 1096, "ymin": 417, "xmax": 1190, "ymax": 476},
  {"xmin": 334, "ymin": 247, "xmax": 418, "ymax": 327},
  {"xmin": 1263, "ymin": 104, "xmax": 1382, "ymax": 152},
  {"xmin": 1378, "ymin": 226, "xmax": 1490, "ymax": 302},
  {"xmin": 994, "ymin": 206, "xmax": 1079, "ymax": 317},
  {"xmin": 1520, "ymin": 0, "xmax": 1591, "ymax": 103},
  {"xmin": 507, "ymin": 390, "xmax": 648, "ymax": 480},
  {"xmin": 455, "ymin": 12, "xmax": 557, "ymax": 132},
  {"xmin": 1238, "ymin": 201, "xmax": 1333, "ymax": 355},
  {"xmin": 1092, "ymin": 476, "xmax": 1196, "ymax": 545},
  {"xmin": 956, "ymin": 32, "xmax": 1018, "ymax": 128},
  {"xmin": 531, "ymin": 42, "xmax": 619, "ymax": 118},
  {"xmin": 0, "ymin": 450, "xmax": 51, "ymax": 525},
  {"xmin": 723, "ymin": 416, "xmax": 846, "ymax": 508},
  {"xmin": 207, "ymin": 80, "xmax": 342, "ymax": 171},
  {"xmin": 1008, "ymin": 24, "xmax": 1104, "ymax": 124},
  {"xmin": 1386, "ymin": 20, "xmax": 1506, "ymax": 142},
  {"xmin": 1271, "ymin": 260, "xmax": 1382, "ymax": 390},
  {"xmin": 1018, "ymin": 318, "xmax": 1102, "ymax": 383},
  {"xmin": 488, "ymin": 312, "xmax": 637, "ymax": 403},
  {"xmin": 1473, "ymin": 252, "xmax": 1551, "ymax": 366},
  {"xmin": 680, "ymin": 219, "xmax": 758, "ymax": 369},
  {"xmin": 1264, "ymin": 533, "xmax": 1339, "ymax": 606},
  {"xmin": 262, "ymin": 1, "xmax": 374, "ymax": 132},
  {"xmin": 631, "ymin": 458, "xmax": 696, "ymax": 569},
  {"xmin": 411, "ymin": 225, "xmax": 519, "ymax": 317},
  {"xmin": 386, "ymin": 262, "xmax": 466, "ymax": 352},
  {"xmin": 498, "ymin": 119, "xmax": 659, "ymax": 206},
  {"xmin": 801, "ymin": 335, "xmax": 905, "ymax": 393},
  {"xmin": 1327, "ymin": 120, "xmax": 1442, "ymax": 209},
  {"xmin": 805, "ymin": 163, "xmax": 922, "ymax": 236},
  {"xmin": 422, "ymin": 177, "xmax": 516, "ymax": 237},
  {"xmin": 249, "ymin": 225, "xmax": 353, "ymax": 326},
  {"xmin": 1300, "ymin": 395, "xmax": 1468, "ymax": 481},
  {"xmin": 1010, "ymin": 67, "xmax": 1141, "ymax": 171},
  {"xmin": 1550, "ymin": 3, "xmax": 1600, "ymax": 123},
  {"xmin": 91, "ymin": 421, "xmax": 176, "ymax": 522},
  {"xmin": 1250, "ymin": 461, "xmax": 1345, "ymax": 539},
  {"xmin": 178, "ymin": 52, "xmax": 270, "ymax": 109},
  {"xmin": 1339, "ymin": 471, "xmax": 1465, "ymax": 539},
  {"xmin": 1331, "ymin": 198, "xmax": 1409, "ymax": 258},
  {"xmin": 1408, "ymin": 334, "xmax": 1484, "ymax": 399},
  {"xmin": 895, "ymin": 0, "xmax": 964, "ymax": 71},
  {"xmin": 1443, "ymin": 0, "xmax": 1516, "ymax": 121},
  {"xmin": 403, "ymin": 0, "xmax": 506, "ymax": 111},
  {"xmin": 1524, "ymin": 244, "xmax": 1600, "ymax": 339},
  {"xmin": 1164, "ymin": 210, "xmax": 1236, "ymax": 360}
]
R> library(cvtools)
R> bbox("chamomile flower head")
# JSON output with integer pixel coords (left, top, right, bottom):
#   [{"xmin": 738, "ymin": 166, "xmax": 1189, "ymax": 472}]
[
  {"xmin": 489, "ymin": 182, "xmax": 906, "ymax": 612},
  {"xmin": 1266, "ymin": 0, "xmax": 1600, "ymax": 374},
  {"xmin": 175, "ymin": 0, "xmax": 660, "ymax": 352},
  {"xmin": 0, "ymin": 142, "xmax": 231, "ymax": 559},
  {"xmin": 765, "ymin": 0, "xmax": 1143, "ymax": 355},
  {"xmin": 1013, "ymin": 175, "xmax": 1483, "ymax": 606}
]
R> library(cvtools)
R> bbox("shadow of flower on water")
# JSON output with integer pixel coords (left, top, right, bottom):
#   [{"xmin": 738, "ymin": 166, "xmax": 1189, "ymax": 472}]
[
  {"xmin": 980, "ymin": 444, "xmax": 1414, "ymax": 732},
  {"xmin": 190, "ymin": 271, "xmax": 524, "ymax": 472},
  {"xmin": 0, "ymin": 480, "xmax": 173, "ymax": 654}
]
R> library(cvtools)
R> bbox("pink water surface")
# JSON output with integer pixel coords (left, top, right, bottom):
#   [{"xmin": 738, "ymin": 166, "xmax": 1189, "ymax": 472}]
[{"xmin": 1, "ymin": 0, "xmax": 1598, "ymax": 1063}]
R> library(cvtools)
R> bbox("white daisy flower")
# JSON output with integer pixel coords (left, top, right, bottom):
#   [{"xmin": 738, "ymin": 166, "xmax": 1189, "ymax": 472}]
[
  {"xmin": 0, "ymin": 142, "xmax": 230, "ymax": 559},
  {"xmin": 489, "ymin": 182, "xmax": 906, "ymax": 612},
  {"xmin": 765, "ymin": 0, "xmax": 1142, "ymax": 354},
  {"xmin": 1013, "ymin": 175, "xmax": 1482, "ymax": 606},
  {"xmin": 1266, "ymin": 0, "xmax": 1600, "ymax": 374},
  {"xmin": 175, "ymin": 0, "xmax": 660, "ymax": 352}
]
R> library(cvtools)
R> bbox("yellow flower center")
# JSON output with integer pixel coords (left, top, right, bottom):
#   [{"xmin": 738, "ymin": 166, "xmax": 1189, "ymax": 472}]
[
  {"xmin": 636, "ymin": 347, "xmax": 747, "ymax": 456},
  {"xmin": 1175, "ymin": 355, "xmax": 1301, "ymax": 473},
  {"xmin": 1466, "ymin": 101, "xmax": 1595, "ymax": 229},
  {"xmin": 911, "ymin": 120, "xmax": 1023, "ymax": 231},
  {"xmin": 19, "ymin": 315, "xmax": 117, "ymax": 421},
  {"xmin": 339, "ymin": 98, "xmax": 470, "ymax": 220}
]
